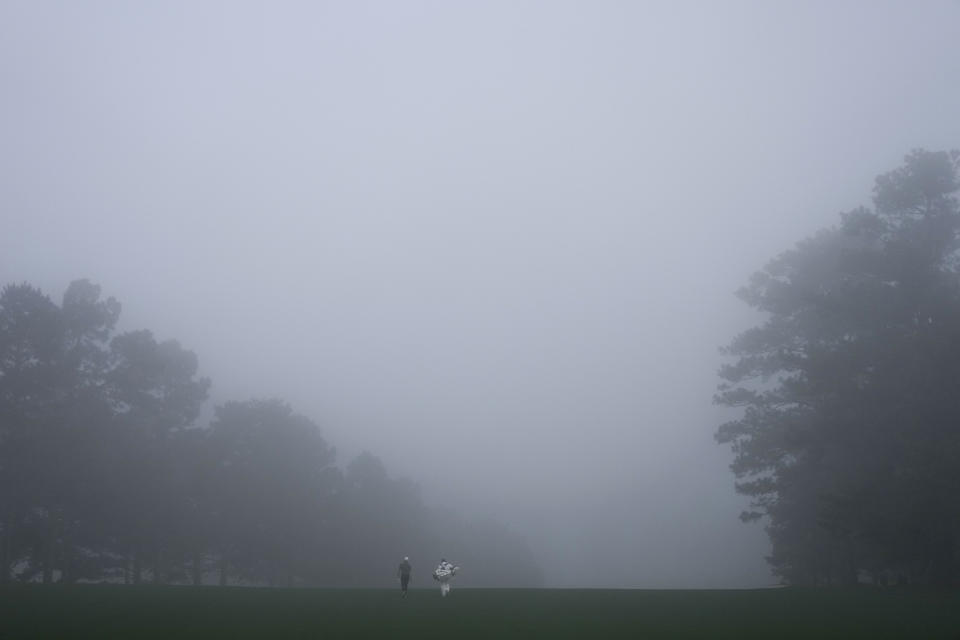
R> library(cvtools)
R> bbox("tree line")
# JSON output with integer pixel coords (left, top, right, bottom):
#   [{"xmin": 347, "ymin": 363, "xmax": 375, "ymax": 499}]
[
  {"xmin": 716, "ymin": 149, "xmax": 960, "ymax": 587},
  {"xmin": 0, "ymin": 281, "xmax": 542, "ymax": 587}
]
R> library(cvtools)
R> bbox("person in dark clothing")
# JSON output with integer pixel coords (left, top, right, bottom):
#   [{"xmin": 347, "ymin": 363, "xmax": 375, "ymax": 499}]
[{"xmin": 398, "ymin": 557, "xmax": 412, "ymax": 596}]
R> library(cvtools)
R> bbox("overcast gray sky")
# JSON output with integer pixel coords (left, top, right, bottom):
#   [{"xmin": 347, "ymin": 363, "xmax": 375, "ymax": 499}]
[{"xmin": 3, "ymin": 1, "xmax": 960, "ymax": 588}]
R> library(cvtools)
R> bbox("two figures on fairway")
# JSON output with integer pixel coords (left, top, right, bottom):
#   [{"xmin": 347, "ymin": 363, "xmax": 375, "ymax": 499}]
[{"xmin": 397, "ymin": 557, "xmax": 459, "ymax": 597}]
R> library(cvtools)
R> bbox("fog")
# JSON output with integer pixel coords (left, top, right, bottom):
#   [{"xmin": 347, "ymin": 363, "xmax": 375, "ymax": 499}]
[{"xmin": 3, "ymin": 1, "xmax": 960, "ymax": 587}]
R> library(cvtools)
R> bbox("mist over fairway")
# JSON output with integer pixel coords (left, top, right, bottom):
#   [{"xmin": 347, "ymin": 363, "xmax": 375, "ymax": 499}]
[{"xmin": 3, "ymin": 1, "xmax": 960, "ymax": 588}]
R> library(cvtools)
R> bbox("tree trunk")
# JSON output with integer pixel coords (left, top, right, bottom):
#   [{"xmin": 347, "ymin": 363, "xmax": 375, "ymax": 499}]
[
  {"xmin": 191, "ymin": 550, "xmax": 202, "ymax": 586},
  {"xmin": 133, "ymin": 551, "xmax": 142, "ymax": 585},
  {"xmin": 842, "ymin": 539, "xmax": 858, "ymax": 587},
  {"xmin": 42, "ymin": 519, "xmax": 55, "ymax": 585},
  {"xmin": 928, "ymin": 525, "xmax": 955, "ymax": 588},
  {"xmin": 60, "ymin": 546, "xmax": 73, "ymax": 584},
  {"xmin": 153, "ymin": 550, "xmax": 163, "ymax": 585},
  {"xmin": 59, "ymin": 524, "xmax": 75, "ymax": 585},
  {"xmin": 218, "ymin": 555, "xmax": 227, "ymax": 587},
  {"xmin": 0, "ymin": 513, "xmax": 11, "ymax": 585}
]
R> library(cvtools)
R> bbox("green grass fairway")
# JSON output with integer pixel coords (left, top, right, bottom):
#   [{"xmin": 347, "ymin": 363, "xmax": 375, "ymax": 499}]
[{"xmin": 2, "ymin": 585, "xmax": 959, "ymax": 639}]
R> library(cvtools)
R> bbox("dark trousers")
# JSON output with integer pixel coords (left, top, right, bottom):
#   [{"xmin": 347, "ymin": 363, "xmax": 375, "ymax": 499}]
[{"xmin": 400, "ymin": 574, "xmax": 410, "ymax": 591}]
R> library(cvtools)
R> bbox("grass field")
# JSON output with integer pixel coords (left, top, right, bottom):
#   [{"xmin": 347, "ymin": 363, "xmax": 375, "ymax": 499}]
[{"xmin": 2, "ymin": 584, "xmax": 959, "ymax": 639}]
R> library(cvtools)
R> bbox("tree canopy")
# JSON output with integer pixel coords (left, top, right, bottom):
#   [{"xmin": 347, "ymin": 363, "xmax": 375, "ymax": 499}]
[
  {"xmin": 0, "ymin": 280, "xmax": 542, "ymax": 587},
  {"xmin": 716, "ymin": 150, "xmax": 960, "ymax": 587}
]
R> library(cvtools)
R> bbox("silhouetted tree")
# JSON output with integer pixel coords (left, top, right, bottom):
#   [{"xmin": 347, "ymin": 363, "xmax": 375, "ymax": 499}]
[
  {"xmin": 206, "ymin": 399, "xmax": 337, "ymax": 586},
  {"xmin": 0, "ymin": 279, "xmax": 542, "ymax": 587},
  {"xmin": 716, "ymin": 150, "xmax": 960, "ymax": 587},
  {"xmin": 0, "ymin": 283, "xmax": 61, "ymax": 582},
  {"xmin": 0, "ymin": 280, "xmax": 119, "ymax": 583},
  {"xmin": 107, "ymin": 330, "xmax": 209, "ymax": 583}
]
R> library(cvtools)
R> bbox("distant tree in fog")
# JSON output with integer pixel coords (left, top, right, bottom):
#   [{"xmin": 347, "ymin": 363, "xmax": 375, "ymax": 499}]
[
  {"xmin": 206, "ymin": 399, "xmax": 338, "ymax": 586},
  {"xmin": 0, "ymin": 283, "xmax": 62, "ymax": 584},
  {"xmin": 716, "ymin": 150, "xmax": 960, "ymax": 587},
  {"xmin": 0, "ymin": 280, "xmax": 119, "ymax": 583},
  {"xmin": 0, "ymin": 279, "xmax": 542, "ymax": 587},
  {"xmin": 107, "ymin": 329, "xmax": 210, "ymax": 583}
]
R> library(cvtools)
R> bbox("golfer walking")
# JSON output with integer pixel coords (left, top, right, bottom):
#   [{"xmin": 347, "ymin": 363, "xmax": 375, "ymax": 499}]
[
  {"xmin": 398, "ymin": 556, "xmax": 412, "ymax": 596},
  {"xmin": 432, "ymin": 558, "xmax": 458, "ymax": 597}
]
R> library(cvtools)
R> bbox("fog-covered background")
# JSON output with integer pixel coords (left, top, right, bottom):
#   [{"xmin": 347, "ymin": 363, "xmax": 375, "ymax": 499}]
[{"xmin": 3, "ymin": 1, "xmax": 960, "ymax": 587}]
